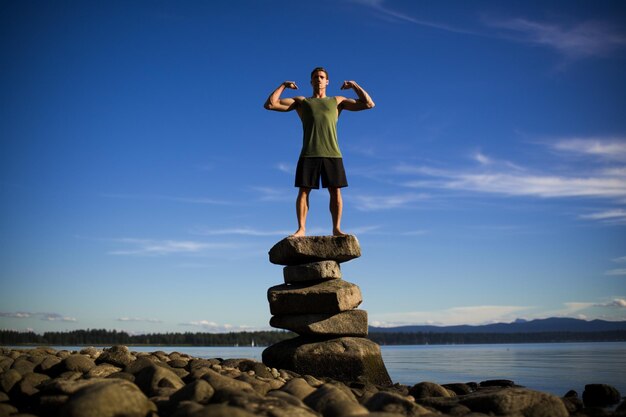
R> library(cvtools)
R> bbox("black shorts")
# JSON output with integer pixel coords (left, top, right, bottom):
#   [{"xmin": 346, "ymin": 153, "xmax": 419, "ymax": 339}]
[{"xmin": 295, "ymin": 157, "xmax": 348, "ymax": 189}]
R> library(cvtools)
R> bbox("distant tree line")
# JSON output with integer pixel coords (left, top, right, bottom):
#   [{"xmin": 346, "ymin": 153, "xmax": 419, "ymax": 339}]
[
  {"xmin": 1, "ymin": 329, "xmax": 624, "ymax": 347},
  {"xmin": 0, "ymin": 329, "xmax": 295, "ymax": 347}
]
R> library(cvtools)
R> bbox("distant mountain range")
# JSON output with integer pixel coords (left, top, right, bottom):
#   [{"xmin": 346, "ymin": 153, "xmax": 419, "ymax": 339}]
[{"xmin": 369, "ymin": 317, "xmax": 626, "ymax": 334}]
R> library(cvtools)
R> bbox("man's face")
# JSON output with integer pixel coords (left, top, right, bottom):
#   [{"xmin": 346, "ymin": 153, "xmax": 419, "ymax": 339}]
[{"xmin": 311, "ymin": 71, "xmax": 329, "ymax": 89}]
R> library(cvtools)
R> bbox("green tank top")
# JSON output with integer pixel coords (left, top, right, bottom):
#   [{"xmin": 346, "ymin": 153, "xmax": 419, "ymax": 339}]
[{"xmin": 299, "ymin": 97, "xmax": 342, "ymax": 158}]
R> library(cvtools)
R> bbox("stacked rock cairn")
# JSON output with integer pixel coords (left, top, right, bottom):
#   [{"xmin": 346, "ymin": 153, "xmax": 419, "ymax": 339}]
[{"xmin": 262, "ymin": 235, "xmax": 392, "ymax": 386}]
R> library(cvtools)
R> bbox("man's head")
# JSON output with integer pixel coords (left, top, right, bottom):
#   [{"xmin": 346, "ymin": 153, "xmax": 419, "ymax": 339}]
[
  {"xmin": 310, "ymin": 67, "xmax": 329, "ymax": 80},
  {"xmin": 310, "ymin": 67, "xmax": 329, "ymax": 91}
]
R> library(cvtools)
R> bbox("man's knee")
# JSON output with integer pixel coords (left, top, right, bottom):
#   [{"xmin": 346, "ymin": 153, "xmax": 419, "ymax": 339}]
[{"xmin": 328, "ymin": 187, "xmax": 341, "ymax": 197}]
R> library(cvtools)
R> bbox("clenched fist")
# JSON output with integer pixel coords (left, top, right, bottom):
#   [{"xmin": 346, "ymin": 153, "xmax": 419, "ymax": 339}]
[{"xmin": 283, "ymin": 81, "xmax": 298, "ymax": 90}]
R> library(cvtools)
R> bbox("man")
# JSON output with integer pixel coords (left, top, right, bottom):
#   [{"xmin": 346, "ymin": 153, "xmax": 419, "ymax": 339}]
[{"xmin": 264, "ymin": 67, "xmax": 375, "ymax": 237}]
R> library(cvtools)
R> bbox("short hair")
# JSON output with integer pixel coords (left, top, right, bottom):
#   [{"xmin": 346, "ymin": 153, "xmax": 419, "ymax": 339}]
[{"xmin": 310, "ymin": 67, "xmax": 329, "ymax": 79}]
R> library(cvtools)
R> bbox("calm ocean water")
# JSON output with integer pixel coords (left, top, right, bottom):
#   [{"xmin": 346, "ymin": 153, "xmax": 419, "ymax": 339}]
[{"xmin": 19, "ymin": 342, "xmax": 626, "ymax": 396}]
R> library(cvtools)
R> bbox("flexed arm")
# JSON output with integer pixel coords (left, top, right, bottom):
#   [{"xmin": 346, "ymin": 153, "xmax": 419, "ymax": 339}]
[
  {"xmin": 338, "ymin": 81, "xmax": 375, "ymax": 112},
  {"xmin": 264, "ymin": 81, "xmax": 302, "ymax": 112}
]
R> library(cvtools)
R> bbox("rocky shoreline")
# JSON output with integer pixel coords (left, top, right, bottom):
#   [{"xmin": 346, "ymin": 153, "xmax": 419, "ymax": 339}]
[{"xmin": 1, "ymin": 345, "xmax": 624, "ymax": 417}]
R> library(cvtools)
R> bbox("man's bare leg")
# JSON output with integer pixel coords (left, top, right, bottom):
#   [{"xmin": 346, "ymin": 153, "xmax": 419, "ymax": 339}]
[
  {"xmin": 329, "ymin": 187, "xmax": 347, "ymax": 236},
  {"xmin": 292, "ymin": 187, "xmax": 310, "ymax": 237}
]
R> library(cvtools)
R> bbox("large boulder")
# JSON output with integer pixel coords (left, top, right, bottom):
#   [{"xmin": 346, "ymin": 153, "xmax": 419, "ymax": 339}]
[
  {"xmin": 268, "ymin": 280, "xmax": 362, "ymax": 315},
  {"xmin": 283, "ymin": 260, "xmax": 342, "ymax": 283},
  {"xmin": 262, "ymin": 336, "xmax": 391, "ymax": 386},
  {"xmin": 269, "ymin": 235, "xmax": 361, "ymax": 266},
  {"xmin": 270, "ymin": 310, "xmax": 368, "ymax": 337}
]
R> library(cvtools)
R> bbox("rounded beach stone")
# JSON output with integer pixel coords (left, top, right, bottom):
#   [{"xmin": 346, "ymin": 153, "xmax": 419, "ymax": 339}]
[
  {"xmin": 443, "ymin": 382, "xmax": 473, "ymax": 395},
  {"xmin": 479, "ymin": 379, "xmax": 517, "ymax": 388},
  {"xmin": 10, "ymin": 359, "xmax": 36, "ymax": 376},
  {"xmin": 37, "ymin": 356, "xmax": 62, "ymax": 373},
  {"xmin": 280, "ymin": 377, "xmax": 316, "ymax": 400},
  {"xmin": 409, "ymin": 381, "xmax": 454, "ymax": 399},
  {"xmin": 59, "ymin": 379, "xmax": 156, "ymax": 417},
  {"xmin": 63, "ymin": 354, "xmax": 96, "ymax": 373},
  {"xmin": 188, "ymin": 404, "xmax": 259, "ymax": 417},
  {"xmin": 0, "ymin": 403, "xmax": 18, "ymax": 416},
  {"xmin": 459, "ymin": 387, "xmax": 569, "ymax": 417},
  {"xmin": 134, "ymin": 364, "xmax": 185, "ymax": 396},
  {"xmin": 0, "ymin": 357, "xmax": 14, "ymax": 372},
  {"xmin": 262, "ymin": 336, "xmax": 392, "ymax": 386},
  {"xmin": 364, "ymin": 390, "xmax": 431, "ymax": 415},
  {"xmin": 169, "ymin": 379, "xmax": 214, "ymax": 404},
  {"xmin": 304, "ymin": 383, "xmax": 368, "ymax": 417},
  {"xmin": 582, "ymin": 383, "xmax": 621, "ymax": 407},
  {"xmin": 96, "ymin": 345, "xmax": 135, "ymax": 368},
  {"xmin": 269, "ymin": 235, "xmax": 361, "ymax": 265},
  {"xmin": 87, "ymin": 364, "xmax": 122, "ymax": 379}
]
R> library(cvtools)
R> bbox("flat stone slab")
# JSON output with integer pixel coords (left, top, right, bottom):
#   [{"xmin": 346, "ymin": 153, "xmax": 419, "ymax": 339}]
[
  {"xmin": 267, "ymin": 280, "xmax": 362, "ymax": 315},
  {"xmin": 270, "ymin": 310, "xmax": 368, "ymax": 337},
  {"xmin": 269, "ymin": 235, "xmax": 361, "ymax": 266},
  {"xmin": 283, "ymin": 261, "xmax": 342, "ymax": 283},
  {"xmin": 262, "ymin": 336, "xmax": 391, "ymax": 386}
]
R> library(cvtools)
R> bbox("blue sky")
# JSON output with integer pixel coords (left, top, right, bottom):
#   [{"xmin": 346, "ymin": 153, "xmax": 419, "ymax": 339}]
[{"xmin": 1, "ymin": 0, "xmax": 625, "ymax": 334}]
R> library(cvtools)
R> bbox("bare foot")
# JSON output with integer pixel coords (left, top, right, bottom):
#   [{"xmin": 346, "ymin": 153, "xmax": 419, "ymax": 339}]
[
  {"xmin": 333, "ymin": 228, "xmax": 348, "ymax": 237},
  {"xmin": 290, "ymin": 228, "xmax": 306, "ymax": 238}
]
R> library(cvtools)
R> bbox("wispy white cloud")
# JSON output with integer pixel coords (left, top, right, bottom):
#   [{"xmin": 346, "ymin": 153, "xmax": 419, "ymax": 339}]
[
  {"xmin": 395, "ymin": 138, "xmax": 626, "ymax": 224},
  {"xmin": 470, "ymin": 151, "xmax": 525, "ymax": 171},
  {"xmin": 405, "ymin": 170, "xmax": 626, "ymax": 199},
  {"xmin": 251, "ymin": 186, "xmax": 291, "ymax": 202},
  {"xmin": 352, "ymin": 1, "xmax": 626, "ymax": 62},
  {"xmin": 434, "ymin": 172, "xmax": 626, "ymax": 198},
  {"xmin": 0, "ymin": 312, "xmax": 77, "ymax": 322},
  {"xmin": 544, "ymin": 299, "xmax": 626, "ymax": 320},
  {"xmin": 561, "ymin": 302, "xmax": 595, "ymax": 313},
  {"xmin": 352, "ymin": 192, "xmax": 429, "ymax": 211},
  {"xmin": 109, "ymin": 238, "xmax": 237, "ymax": 256},
  {"xmin": 551, "ymin": 138, "xmax": 626, "ymax": 162},
  {"xmin": 371, "ymin": 299, "xmax": 626, "ymax": 327},
  {"xmin": 612, "ymin": 256, "xmax": 626, "ymax": 263},
  {"xmin": 484, "ymin": 17, "xmax": 626, "ymax": 60},
  {"xmin": 350, "ymin": 0, "xmax": 477, "ymax": 35},
  {"xmin": 117, "ymin": 317, "xmax": 163, "ymax": 323},
  {"xmin": 472, "ymin": 151, "xmax": 492, "ymax": 166},
  {"xmin": 370, "ymin": 305, "xmax": 532, "ymax": 327},
  {"xmin": 580, "ymin": 209, "xmax": 626, "ymax": 224},
  {"xmin": 276, "ymin": 163, "xmax": 293, "ymax": 173},
  {"xmin": 0, "ymin": 312, "xmax": 32, "ymax": 318},
  {"xmin": 605, "ymin": 268, "xmax": 626, "ymax": 276},
  {"xmin": 179, "ymin": 320, "xmax": 255, "ymax": 333},
  {"xmin": 594, "ymin": 298, "xmax": 626, "ymax": 308}
]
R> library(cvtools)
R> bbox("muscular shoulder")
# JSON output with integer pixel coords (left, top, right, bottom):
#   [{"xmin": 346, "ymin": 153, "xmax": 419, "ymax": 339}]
[{"xmin": 334, "ymin": 96, "xmax": 354, "ymax": 107}]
